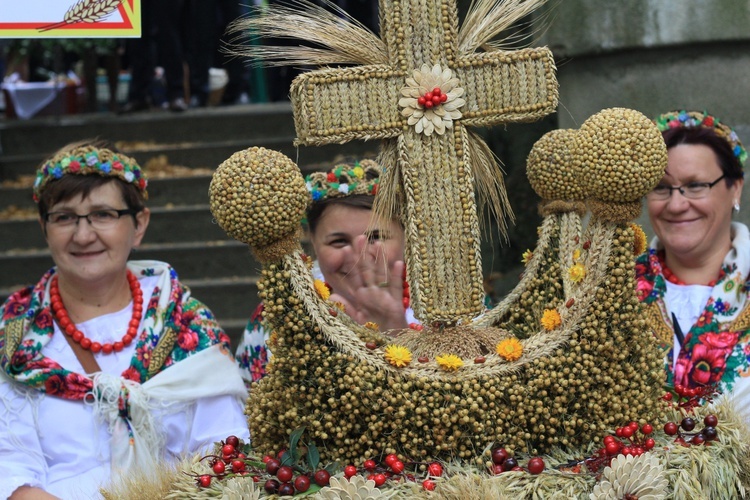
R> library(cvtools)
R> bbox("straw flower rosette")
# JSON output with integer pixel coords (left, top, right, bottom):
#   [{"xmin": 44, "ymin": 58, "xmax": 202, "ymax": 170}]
[{"xmin": 399, "ymin": 63, "xmax": 466, "ymax": 136}]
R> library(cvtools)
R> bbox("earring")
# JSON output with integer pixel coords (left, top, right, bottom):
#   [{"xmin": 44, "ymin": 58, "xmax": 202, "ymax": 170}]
[{"xmin": 734, "ymin": 202, "xmax": 741, "ymax": 213}]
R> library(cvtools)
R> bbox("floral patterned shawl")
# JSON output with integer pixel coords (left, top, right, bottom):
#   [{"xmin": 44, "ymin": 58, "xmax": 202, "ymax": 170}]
[
  {"xmin": 635, "ymin": 223, "xmax": 750, "ymax": 394},
  {"xmin": 0, "ymin": 260, "xmax": 230, "ymax": 399}
]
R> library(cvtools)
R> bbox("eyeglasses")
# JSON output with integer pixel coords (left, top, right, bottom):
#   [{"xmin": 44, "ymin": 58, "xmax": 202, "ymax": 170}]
[
  {"xmin": 646, "ymin": 175, "xmax": 726, "ymax": 201},
  {"xmin": 44, "ymin": 209, "xmax": 137, "ymax": 230}
]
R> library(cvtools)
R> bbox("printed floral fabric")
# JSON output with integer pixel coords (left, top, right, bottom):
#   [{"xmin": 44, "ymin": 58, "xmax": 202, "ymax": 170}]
[
  {"xmin": 235, "ymin": 303, "xmax": 270, "ymax": 383},
  {"xmin": 0, "ymin": 260, "xmax": 230, "ymax": 400},
  {"xmin": 635, "ymin": 223, "xmax": 750, "ymax": 394}
]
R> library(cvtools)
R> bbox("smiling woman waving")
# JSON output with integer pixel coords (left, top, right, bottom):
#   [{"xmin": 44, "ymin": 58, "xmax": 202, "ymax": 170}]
[{"xmin": 0, "ymin": 141, "xmax": 249, "ymax": 499}]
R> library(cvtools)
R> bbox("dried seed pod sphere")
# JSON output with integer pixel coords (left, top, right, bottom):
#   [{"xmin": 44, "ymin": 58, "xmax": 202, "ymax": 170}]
[
  {"xmin": 573, "ymin": 108, "xmax": 666, "ymax": 203},
  {"xmin": 527, "ymin": 128, "xmax": 585, "ymax": 201},
  {"xmin": 209, "ymin": 147, "xmax": 307, "ymax": 261}
]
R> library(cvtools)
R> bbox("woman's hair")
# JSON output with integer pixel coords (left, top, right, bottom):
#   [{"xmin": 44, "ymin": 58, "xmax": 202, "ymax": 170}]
[{"xmin": 662, "ymin": 126, "xmax": 744, "ymax": 184}]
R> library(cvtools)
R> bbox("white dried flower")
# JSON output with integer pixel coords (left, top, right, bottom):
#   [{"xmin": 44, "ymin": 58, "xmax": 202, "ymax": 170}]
[
  {"xmin": 399, "ymin": 63, "xmax": 465, "ymax": 136},
  {"xmin": 317, "ymin": 475, "xmax": 384, "ymax": 499},
  {"xmin": 590, "ymin": 453, "xmax": 669, "ymax": 500},
  {"xmin": 219, "ymin": 477, "xmax": 261, "ymax": 500}
]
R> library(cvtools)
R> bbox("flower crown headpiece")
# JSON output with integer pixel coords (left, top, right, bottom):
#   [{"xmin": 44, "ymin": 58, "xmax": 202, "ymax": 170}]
[
  {"xmin": 305, "ymin": 159, "xmax": 381, "ymax": 204},
  {"xmin": 33, "ymin": 146, "xmax": 148, "ymax": 202},
  {"xmin": 654, "ymin": 110, "xmax": 747, "ymax": 168}
]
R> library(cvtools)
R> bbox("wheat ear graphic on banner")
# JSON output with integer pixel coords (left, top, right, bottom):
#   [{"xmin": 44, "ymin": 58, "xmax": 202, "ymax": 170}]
[{"xmin": 38, "ymin": 0, "xmax": 124, "ymax": 32}]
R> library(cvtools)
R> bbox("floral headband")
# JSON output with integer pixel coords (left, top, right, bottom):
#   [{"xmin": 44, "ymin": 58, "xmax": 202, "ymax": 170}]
[
  {"xmin": 33, "ymin": 146, "xmax": 148, "ymax": 202},
  {"xmin": 654, "ymin": 110, "xmax": 747, "ymax": 168},
  {"xmin": 305, "ymin": 159, "xmax": 381, "ymax": 203}
]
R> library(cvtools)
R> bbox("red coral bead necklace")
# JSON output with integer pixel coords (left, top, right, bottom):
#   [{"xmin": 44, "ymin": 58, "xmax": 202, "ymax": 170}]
[{"xmin": 50, "ymin": 270, "xmax": 143, "ymax": 354}]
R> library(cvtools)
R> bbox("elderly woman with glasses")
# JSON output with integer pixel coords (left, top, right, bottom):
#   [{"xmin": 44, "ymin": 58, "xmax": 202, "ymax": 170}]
[
  {"xmin": 636, "ymin": 111, "xmax": 750, "ymax": 418},
  {"xmin": 0, "ymin": 141, "xmax": 249, "ymax": 499}
]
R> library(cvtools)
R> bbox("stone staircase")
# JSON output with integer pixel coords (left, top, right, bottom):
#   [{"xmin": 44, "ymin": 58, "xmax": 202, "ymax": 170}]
[{"xmin": 0, "ymin": 103, "xmax": 377, "ymax": 348}]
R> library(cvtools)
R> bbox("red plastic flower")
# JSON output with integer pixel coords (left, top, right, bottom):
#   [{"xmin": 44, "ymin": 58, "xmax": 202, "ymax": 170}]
[
  {"xmin": 112, "ymin": 161, "xmax": 124, "ymax": 170},
  {"xmin": 68, "ymin": 160, "xmax": 81, "ymax": 172}
]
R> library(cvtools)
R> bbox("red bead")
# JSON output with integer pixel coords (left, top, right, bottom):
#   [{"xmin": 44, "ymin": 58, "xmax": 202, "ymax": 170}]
[
  {"xmin": 80, "ymin": 338, "xmax": 92, "ymax": 350},
  {"xmin": 417, "ymin": 96, "xmax": 426, "ymax": 106},
  {"xmin": 440, "ymin": 93, "xmax": 448, "ymax": 102},
  {"xmin": 122, "ymin": 335, "xmax": 134, "ymax": 346},
  {"xmin": 129, "ymin": 318, "xmax": 140, "ymax": 329},
  {"xmin": 58, "ymin": 317, "xmax": 71, "ymax": 329},
  {"xmin": 432, "ymin": 87, "xmax": 441, "ymax": 95},
  {"xmin": 424, "ymin": 91, "xmax": 433, "ymax": 100},
  {"xmin": 65, "ymin": 324, "xmax": 77, "ymax": 336},
  {"xmin": 431, "ymin": 94, "xmax": 441, "ymax": 104},
  {"xmin": 72, "ymin": 331, "xmax": 84, "ymax": 342},
  {"xmin": 91, "ymin": 342, "xmax": 102, "ymax": 353},
  {"xmin": 113, "ymin": 342, "xmax": 124, "ymax": 352},
  {"xmin": 102, "ymin": 344, "xmax": 114, "ymax": 354},
  {"xmin": 424, "ymin": 100, "xmax": 434, "ymax": 109}
]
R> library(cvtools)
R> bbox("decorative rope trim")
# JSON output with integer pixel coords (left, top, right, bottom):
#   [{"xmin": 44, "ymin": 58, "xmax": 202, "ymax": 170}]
[
  {"xmin": 147, "ymin": 327, "xmax": 177, "ymax": 378},
  {"xmin": 3, "ymin": 317, "xmax": 25, "ymax": 367},
  {"xmin": 644, "ymin": 302, "xmax": 673, "ymax": 348}
]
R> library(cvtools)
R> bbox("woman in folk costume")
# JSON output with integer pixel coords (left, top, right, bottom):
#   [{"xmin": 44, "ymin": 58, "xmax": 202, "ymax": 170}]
[
  {"xmin": 636, "ymin": 110, "xmax": 750, "ymax": 419},
  {"xmin": 0, "ymin": 142, "xmax": 248, "ymax": 499},
  {"xmin": 236, "ymin": 159, "xmax": 416, "ymax": 383}
]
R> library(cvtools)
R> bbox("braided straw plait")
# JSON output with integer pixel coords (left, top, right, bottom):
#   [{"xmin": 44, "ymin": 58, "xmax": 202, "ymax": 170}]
[
  {"xmin": 290, "ymin": 65, "xmax": 405, "ymax": 147},
  {"xmin": 476, "ymin": 214, "xmax": 559, "ymax": 325}
]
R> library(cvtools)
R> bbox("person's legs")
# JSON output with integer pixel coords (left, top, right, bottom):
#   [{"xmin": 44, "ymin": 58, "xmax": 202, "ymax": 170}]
[
  {"xmin": 122, "ymin": 3, "xmax": 155, "ymax": 112},
  {"xmin": 154, "ymin": 0, "xmax": 187, "ymax": 111}
]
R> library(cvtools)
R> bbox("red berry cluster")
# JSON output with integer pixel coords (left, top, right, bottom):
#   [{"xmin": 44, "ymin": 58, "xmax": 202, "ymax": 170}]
[
  {"xmin": 194, "ymin": 436, "xmax": 332, "ymax": 496},
  {"xmin": 343, "ymin": 455, "xmax": 444, "ymax": 491},
  {"xmin": 490, "ymin": 447, "xmax": 545, "ymax": 475},
  {"xmin": 664, "ymin": 384, "xmax": 717, "ymax": 411},
  {"xmin": 664, "ymin": 414, "xmax": 719, "ymax": 447},
  {"xmin": 584, "ymin": 422, "xmax": 655, "ymax": 472},
  {"xmin": 417, "ymin": 87, "xmax": 448, "ymax": 109},
  {"xmin": 262, "ymin": 451, "xmax": 330, "ymax": 496}
]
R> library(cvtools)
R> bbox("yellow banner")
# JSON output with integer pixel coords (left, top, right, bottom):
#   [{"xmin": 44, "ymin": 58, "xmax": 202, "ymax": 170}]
[{"xmin": 0, "ymin": 0, "xmax": 140, "ymax": 38}]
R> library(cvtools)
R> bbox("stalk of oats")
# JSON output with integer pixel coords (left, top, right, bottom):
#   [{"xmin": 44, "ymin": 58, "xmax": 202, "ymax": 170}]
[{"xmin": 39, "ymin": 0, "xmax": 123, "ymax": 32}]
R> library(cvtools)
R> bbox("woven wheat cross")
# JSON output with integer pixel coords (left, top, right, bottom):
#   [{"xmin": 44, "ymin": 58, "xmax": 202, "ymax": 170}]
[{"xmin": 290, "ymin": 0, "xmax": 557, "ymax": 325}]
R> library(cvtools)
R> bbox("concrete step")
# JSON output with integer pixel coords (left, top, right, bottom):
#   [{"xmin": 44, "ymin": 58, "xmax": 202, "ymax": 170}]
[
  {"xmin": 1, "ymin": 137, "xmax": 377, "ymax": 182},
  {"xmin": 0, "ymin": 239, "xmax": 263, "ymax": 290},
  {"xmin": 1, "ymin": 204, "xmax": 231, "ymax": 252},
  {"xmin": 0, "ymin": 103, "xmax": 296, "ymax": 157},
  {"xmin": 1, "ymin": 176, "xmax": 217, "ymax": 212}
]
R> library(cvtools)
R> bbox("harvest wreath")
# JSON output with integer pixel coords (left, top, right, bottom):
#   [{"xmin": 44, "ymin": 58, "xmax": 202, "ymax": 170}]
[{"xmin": 103, "ymin": 0, "xmax": 750, "ymax": 497}]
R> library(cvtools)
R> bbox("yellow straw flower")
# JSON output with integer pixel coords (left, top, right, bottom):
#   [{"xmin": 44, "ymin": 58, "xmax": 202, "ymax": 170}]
[
  {"xmin": 352, "ymin": 166, "xmax": 364, "ymax": 179},
  {"xmin": 384, "ymin": 344, "xmax": 412, "ymax": 368},
  {"xmin": 364, "ymin": 321, "xmax": 379, "ymax": 331},
  {"xmin": 568, "ymin": 263, "xmax": 586, "ymax": 283},
  {"xmin": 496, "ymin": 338, "xmax": 523, "ymax": 361},
  {"xmin": 572, "ymin": 248, "xmax": 581, "ymax": 261},
  {"xmin": 630, "ymin": 222, "xmax": 647, "ymax": 255},
  {"xmin": 314, "ymin": 279, "xmax": 331, "ymax": 300},
  {"xmin": 436, "ymin": 354, "xmax": 463, "ymax": 372},
  {"xmin": 540, "ymin": 309, "xmax": 562, "ymax": 331},
  {"xmin": 521, "ymin": 249, "xmax": 533, "ymax": 265}
]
